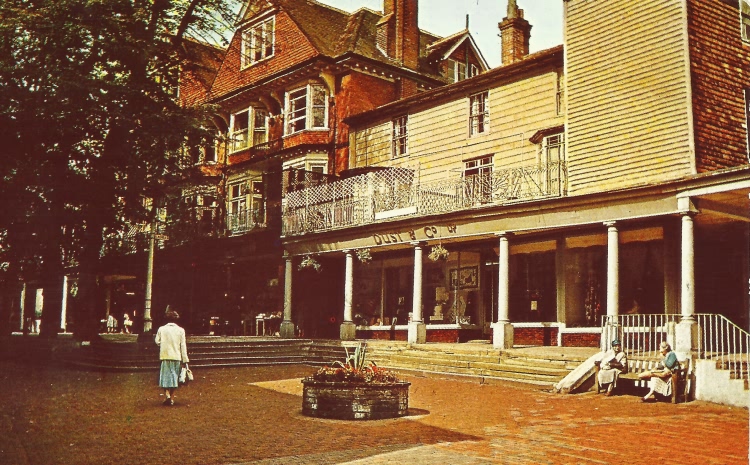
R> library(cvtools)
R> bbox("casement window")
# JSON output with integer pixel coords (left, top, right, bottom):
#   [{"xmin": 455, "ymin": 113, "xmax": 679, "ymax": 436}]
[
  {"xmin": 446, "ymin": 60, "xmax": 479, "ymax": 83},
  {"xmin": 463, "ymin": 155, "xmax": 493, "ymax": 203},
  {"xmin": 230, "ymin": 108, "xmax": 268, "ymax": 152},
  {"xmin": 742, "ymin": 1, "xmax": 750, "ymax": 43},
  {"xmin": 392, "ymin": 115, "xmax": 408, "ymax": 158},
  {"xmin": 469, "ymin": 91, "xmax": 489, "ymax": 136},
  {"xmin": 539, "ymin": 132, "xmax": 566, "ymax": 195},
  {"xmin": 227, "ymin": 178, "xmax": 266, "ymax": 231},
  {"xmin": 285, "ymin": 84, "xmax": 327, "ymax": 135},
  {"xmin": 241, "ymin": 16, "xmax": 275, "ymax": 68}
]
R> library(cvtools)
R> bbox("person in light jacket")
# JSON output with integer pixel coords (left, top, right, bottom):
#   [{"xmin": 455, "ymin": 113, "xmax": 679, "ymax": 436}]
[{"xmin": 155, "ymin": 308, "xmax": 189, "ymax": 406}]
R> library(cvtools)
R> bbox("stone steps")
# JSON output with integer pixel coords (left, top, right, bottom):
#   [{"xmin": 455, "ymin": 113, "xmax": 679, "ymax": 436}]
[{"xmin": 364, "ymin": 343, "xmax": 587, "ymax": 386}]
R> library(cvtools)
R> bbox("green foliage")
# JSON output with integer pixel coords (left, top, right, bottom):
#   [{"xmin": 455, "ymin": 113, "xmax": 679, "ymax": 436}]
[{"xmin": 310, "ymin": 342, "xmax": 401, "ymax": 384}]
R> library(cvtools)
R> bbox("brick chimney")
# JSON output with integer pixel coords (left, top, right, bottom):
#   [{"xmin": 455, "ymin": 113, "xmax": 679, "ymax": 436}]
[
  {"xmin": 498, "ymin": 0, "xmax": 531, "ymax": 65},
  {"xmin": 377, "ymin": 0, "xmax": 419, "ymax": 70}
]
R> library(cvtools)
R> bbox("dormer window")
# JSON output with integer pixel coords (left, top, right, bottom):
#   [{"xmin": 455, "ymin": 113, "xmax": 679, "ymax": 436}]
[
  {"xmin": 241, "ymin": 16, "xmax": 275, "ymax": 68},
  {"xmin": 285, "ymin": 84, "xmax": 327, "ymax": 135},
  {"xmin": 446, "ymin": 60, "xmax": 478, "ymax": 83}
]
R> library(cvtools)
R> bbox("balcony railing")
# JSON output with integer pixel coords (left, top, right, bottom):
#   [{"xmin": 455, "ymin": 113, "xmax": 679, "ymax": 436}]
[
  {"xmin": 227, "ymin": 209, "xmax": 267, "ymax": 235},
  {"xmin": 282, "ymin": 162, "xmax": 567, "ymax": 236}
]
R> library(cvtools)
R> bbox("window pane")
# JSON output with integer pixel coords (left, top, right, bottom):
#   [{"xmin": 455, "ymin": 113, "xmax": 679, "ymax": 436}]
[{"xmin": 312, "ymin": 108, "xmax": 325, "ymax": 127}]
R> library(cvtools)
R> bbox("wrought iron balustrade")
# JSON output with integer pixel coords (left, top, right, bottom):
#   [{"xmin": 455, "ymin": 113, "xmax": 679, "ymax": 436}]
[
  {"xmin": 281, "ymin": 162, "xmax": 567, "ymax": 236},
  {"xmin": 227, "ymin": 209, "xmax": 267, "ymax": 234}
]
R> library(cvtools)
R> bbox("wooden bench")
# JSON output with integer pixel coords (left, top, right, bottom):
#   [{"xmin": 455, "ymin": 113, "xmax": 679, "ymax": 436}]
[{"xmin": 595, "ymin": 356, "xmax": 692, "ymax": 403}]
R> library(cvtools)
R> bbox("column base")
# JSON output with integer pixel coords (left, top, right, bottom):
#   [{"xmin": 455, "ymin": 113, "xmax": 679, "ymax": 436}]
[
  {"xmin": 492, "ymin": 322, "xmax": 514, "ymax": 349},
  {"xmin": 675, "ymin": 318, "xmax": 698, "ymax": 355},
  {"xmin": 279, "ymin": 321, "xmax": 295, "ymax": 339},
  {"xmin": 407, "ymin": 322, "xmax": 426, "ymax": 344},
  {"xmin": 340, "ymin": 321, "xmax": 357, "ymax": 341}
]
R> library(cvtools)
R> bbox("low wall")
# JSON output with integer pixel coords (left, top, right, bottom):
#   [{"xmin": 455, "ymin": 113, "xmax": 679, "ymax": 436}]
[
  {"xmin": 694, "ymin": 359, "xmax": 750, "ymax": 408},
  {"xmin": 301, "ymin": 380, "xmax": 410, "ymax": 420}
]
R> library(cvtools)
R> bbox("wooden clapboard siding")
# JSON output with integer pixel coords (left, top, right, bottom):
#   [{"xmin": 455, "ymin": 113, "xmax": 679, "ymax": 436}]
[
  {"xmin": 566, "ymin": 0, "xmax": 694, "ymax": 195},
  {"xmin": 353, "ymin": 69, "xmax": 563, "ymax": 184}
]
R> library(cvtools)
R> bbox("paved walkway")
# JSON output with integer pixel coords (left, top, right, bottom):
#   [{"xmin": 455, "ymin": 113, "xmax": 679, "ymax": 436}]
[{"xmin": 0, "ymin": 359, "xmax": 746, "ymax": 464}]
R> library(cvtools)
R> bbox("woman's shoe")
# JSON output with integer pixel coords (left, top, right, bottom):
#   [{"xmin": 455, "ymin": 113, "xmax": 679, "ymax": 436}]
[{"xmin": 641, "ymin": 396, "xmax": 656, "ymax": 403}]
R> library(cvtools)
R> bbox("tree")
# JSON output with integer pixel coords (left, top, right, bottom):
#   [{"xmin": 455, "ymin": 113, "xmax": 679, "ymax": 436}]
[{"xmin": 0, "ymin": 0, "xmax": 240, "ymax": 339}]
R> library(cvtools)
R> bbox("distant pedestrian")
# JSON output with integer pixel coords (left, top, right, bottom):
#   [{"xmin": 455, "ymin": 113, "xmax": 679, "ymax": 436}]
[
  {"xmin": 107, "ymin": 314, "xmax": 115, "ymax": 333},
  {"xmin": 155, "ymin": 308, "xmax": 189, "ymax": 406},
  {"xmin": 122, "ymin": 314, "xmax": 133, "ymax": 334}
]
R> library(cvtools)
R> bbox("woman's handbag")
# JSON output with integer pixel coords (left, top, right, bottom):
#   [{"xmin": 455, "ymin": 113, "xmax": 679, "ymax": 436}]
[{"xmin": 179, "ymin": 364, "xmax": 194, "ymax": 384}]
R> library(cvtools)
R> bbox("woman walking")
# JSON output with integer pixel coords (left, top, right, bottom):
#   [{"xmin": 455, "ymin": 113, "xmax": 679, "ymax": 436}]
[{"xmin": 155, "ymin": 308, "xmax": 189, "ymax": 406}]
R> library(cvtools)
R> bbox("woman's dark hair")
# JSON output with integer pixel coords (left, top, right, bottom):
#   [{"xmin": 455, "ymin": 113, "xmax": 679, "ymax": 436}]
[{"xmin": 165, "ymin": 308, "xmax": 180, "ymax": 322}]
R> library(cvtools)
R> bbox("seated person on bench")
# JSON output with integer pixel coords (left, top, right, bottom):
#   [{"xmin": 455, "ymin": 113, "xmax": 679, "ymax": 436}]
[
  {"xmin": 596, "ymin": 339, "xmax": 627, "ymax": 396},
  {"xmin": 639, "ymin": 341, "xmax": 680, "ymax": 402}
]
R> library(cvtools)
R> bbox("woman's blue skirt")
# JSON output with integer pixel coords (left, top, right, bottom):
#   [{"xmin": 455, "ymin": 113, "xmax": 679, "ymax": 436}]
[{"xmin": 159, "ymin": 360, "xmax": 181, "ymax": 389}]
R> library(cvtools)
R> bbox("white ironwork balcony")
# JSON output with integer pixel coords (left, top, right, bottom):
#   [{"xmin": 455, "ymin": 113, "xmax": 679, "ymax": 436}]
[
  {"xmin": 227, "ymin": 209, "xmax": 266, "ymax": 235},
  {"xmin": 282, "ymin": 162, "xmax": 567, "ymax": 236}
]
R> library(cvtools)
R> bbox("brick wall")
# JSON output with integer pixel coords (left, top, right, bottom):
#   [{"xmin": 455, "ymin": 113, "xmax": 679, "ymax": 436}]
[
  {"xmin": 688, "ymin": 0, "xmax": 750, "ymax": 171},
  {"xmin": 514, "ymin": 326, "xmax": 558, "ymax": 346},
  {"xmin": 561, "ymin": 332, "xmax": 600, "ymax": 347}
]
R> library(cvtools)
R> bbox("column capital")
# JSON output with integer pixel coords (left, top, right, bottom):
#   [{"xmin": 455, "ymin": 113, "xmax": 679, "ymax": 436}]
[
  {"xmin": 495, "ymin": 231, "xmax": 513, "ymax": 238},
  {"xmin": 410, "ymin": 241, "xmax": 427, "ymax": 248},
  {"xmin": 283, "ymin": 251, "xmax": 293, "ymax": 260},
  {"xmin": 603, "ymin": 220, "xmax": 617, "ymax": 228},
  {"xmin": 342, "ymin": 249, "xmax": 353, "ymax": 255},
  {"xmin": 680, "ymin": 211, "xmax": 697, "ymax": 219}
]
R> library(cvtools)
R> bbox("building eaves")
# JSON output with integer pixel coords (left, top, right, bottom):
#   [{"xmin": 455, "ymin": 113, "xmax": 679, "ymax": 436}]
[{"xmin": 344, "ymin": 44, "xmax": 564, "ymax": 127}]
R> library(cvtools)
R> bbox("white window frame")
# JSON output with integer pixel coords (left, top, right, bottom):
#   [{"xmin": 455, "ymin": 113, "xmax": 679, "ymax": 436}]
[
  {"xmin": 556, "ymin": 71, "xmax": 564, "ymax": 116},
  {"xmin": 230, "ymin": 107, "xmax": 268, "ymax": 153},
  {"xmin": 741, "ymin": 0, "xmax": 750, "ymax": 43},
  {"xmin": 285, "ymin": 84, "xmax": 328, "ymax": 135},
  {"xmin": 241, "ymin": 16, "xmax": 275, "ymax": 68},
  {"xmin": 469, "ymin": 91, "xmax": 489, "ymax": 136},
  {"xmin": 463, "ymin": 155, "xmax": 494, "ymax": 203},
  {"xmin": 392, "ymin": 115, "xmax": 408, "ymax": 158},
  {"xmin": 539, "ymin": 132, "xmax": 566, "ymax": 195}
]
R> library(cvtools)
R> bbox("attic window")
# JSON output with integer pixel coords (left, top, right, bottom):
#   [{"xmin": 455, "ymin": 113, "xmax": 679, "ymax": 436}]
[
  {"xmin": 446, "ymin": 60, "xmax": 478, "ymax": 83},
  {"xmin": 241, "ymin": 16, "xmax": 275, "ymax": 68}
]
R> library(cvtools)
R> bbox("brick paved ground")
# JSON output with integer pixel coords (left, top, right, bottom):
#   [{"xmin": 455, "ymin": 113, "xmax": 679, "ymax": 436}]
[{"xmin": 0, "ymin": 362, "xmax": 746, "ymax": 465}]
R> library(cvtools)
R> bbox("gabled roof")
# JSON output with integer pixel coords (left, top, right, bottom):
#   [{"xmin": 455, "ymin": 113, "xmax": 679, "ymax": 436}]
[
  {"xmin": 233, "ymin": 0, "xmax": 463, "ymax": 77},
  {"xmin": 426, "ymin": 29, "xmax": 490, "ymax": 71}
]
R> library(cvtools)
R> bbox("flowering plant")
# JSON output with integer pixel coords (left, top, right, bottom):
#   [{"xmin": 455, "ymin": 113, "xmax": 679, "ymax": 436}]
[
  {"xmin": 355, "ymin": 248, "xmax": 372, "ymax": 264},
  {"xmin": 307, "ymin": 342, "xmax": 400, "ymax": 384},
  {"xmin": 428, "ymin": 244, "xmax": 449, "ymax": 261},
  {"xmin": 298, "ymin": 254, "xmax": 321, "ymax": 272}
]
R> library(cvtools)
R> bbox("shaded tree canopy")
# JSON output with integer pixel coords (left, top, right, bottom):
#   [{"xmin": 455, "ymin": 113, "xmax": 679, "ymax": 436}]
[{"xmin": 0, "ymin": 0, "xmax": 240, "ymax": 336}]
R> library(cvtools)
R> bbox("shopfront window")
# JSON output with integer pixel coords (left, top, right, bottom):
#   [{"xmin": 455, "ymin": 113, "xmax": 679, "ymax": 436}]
[{"xmin": 509, "ymin": 250, "xmax": 557, "ymax": 323}]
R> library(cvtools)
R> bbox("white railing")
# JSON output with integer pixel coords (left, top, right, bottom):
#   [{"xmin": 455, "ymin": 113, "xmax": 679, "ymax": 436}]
[
  {"xmin": 695, "ymin": 314, "xmax": 750, "ymax": 380},
  {"xmin": 282, "ymin": 162, "xmax": 567, "ymax": 236},
  {"xmin": 602, "ymin": 314, "xmax": 681, "ymax": 359},
  {"xmin": 603, "ymin": 314, "xmax": 750, "ymax": 379}
]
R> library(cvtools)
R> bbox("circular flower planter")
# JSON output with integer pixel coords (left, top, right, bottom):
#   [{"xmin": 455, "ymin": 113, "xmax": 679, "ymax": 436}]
[{"xmin": 301, "ymin": 379, "xmax": 410, "ymax": 420}]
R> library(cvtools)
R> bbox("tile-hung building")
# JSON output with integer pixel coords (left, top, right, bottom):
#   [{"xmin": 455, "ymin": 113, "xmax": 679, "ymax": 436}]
[
  {"xmin": 280, "ymin": 0, "xmax": 750, "ymax": 359},
  {"xmin": 170, "ymin": 0, "xmax": 488, "ymax": 336}
]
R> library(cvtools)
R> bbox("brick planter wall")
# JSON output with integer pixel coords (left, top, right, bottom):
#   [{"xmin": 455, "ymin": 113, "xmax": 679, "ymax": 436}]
[{"xmin": 301, "ymin": 380, "xmax": 410, "ymax": 420}]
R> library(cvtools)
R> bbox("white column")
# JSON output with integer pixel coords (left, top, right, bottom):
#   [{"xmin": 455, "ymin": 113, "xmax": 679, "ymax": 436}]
[
  {"xmin": 497, "ymin": 233, "xmax": 510, "ymax": 323},
  {"xmin": 143, "ymin": 226, "xmax": 156, "ymax": 333},
  {"xmin": 340, "ymin": 250, "xmax": 356, "ymax": 340},
  {"xmin": 279, "ymin": 254, "xmax": 295, "ymax": 338},
  {"xmin": 412, "ymin": 244, "xmax": 423, "ymax": 323},
  {"xmin": 605, "ymin": 221, "xmax": 619, "ymax": 320},
  {"xmin": 676, "ymin": 212, "xmax": 697, "ymax": 354},
  {"xmin": 408, "ymin": 242, "xmax": 426, "ymax": 344},
  {"xmin": 60, "ymin": 276, "xmax": 68, "ymax": 333},
  {"xmin": 19, "ymin": 283, "xmax": 26, "ymax": 332},
  {"xmin": 493, "ymin": 232, "xmax": 513, "ymax": 349},
  {"xmin": 344, "ymin": 250, "xmax": 354, "ymax": 323},
  {"xmin": 680, "ymin": 213, "xmax": 695, "ymax": 321},
  {"xmin": 603, "ymin": 221, "xmax": 619, "ymax": 350}
]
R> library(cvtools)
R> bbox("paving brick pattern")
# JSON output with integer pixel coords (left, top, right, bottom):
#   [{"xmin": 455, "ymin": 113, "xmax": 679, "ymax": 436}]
[{"xmin": 0, "ymin": 362, "xmax": 746, "ymax": 465}]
